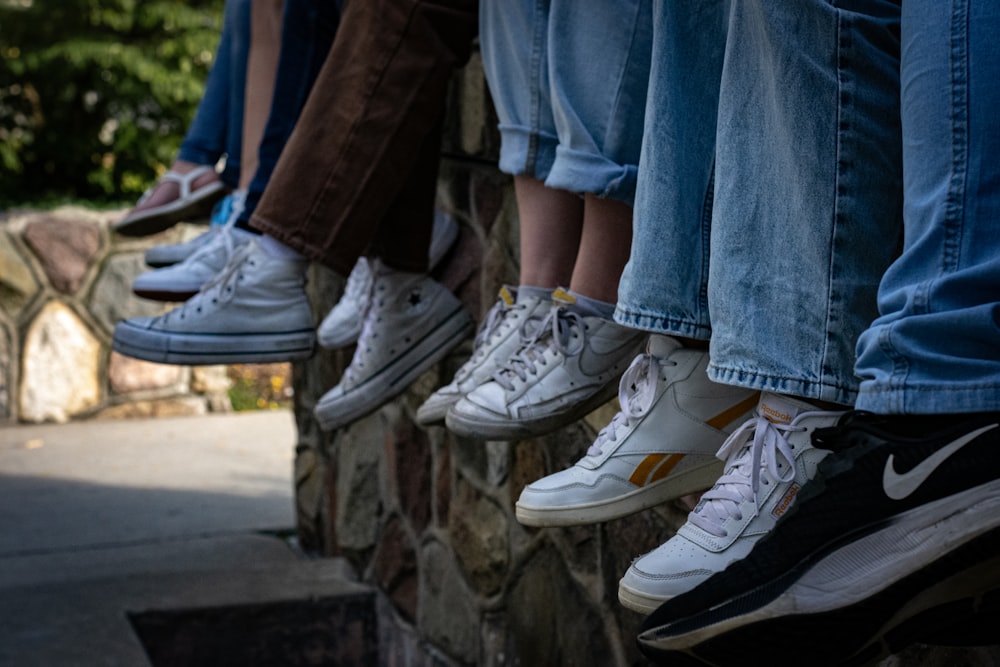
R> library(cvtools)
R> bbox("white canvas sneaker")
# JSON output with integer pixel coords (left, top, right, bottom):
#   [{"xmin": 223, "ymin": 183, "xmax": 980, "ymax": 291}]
[
  {"xmin": 132, "ymin": 198, "xmax": 255, "ymax": 302},
  {"xmin": 113, "ymin": 240, "xmax": 315, "ymax": 365},
  {"xmin": 316, "ymin": 209, "xmax": 460, "ymax": 349},
  {"xmin": 144, "ymin": 190, "xmax": 247, "ymax": 268},
  {"xmin": 515, "ymin": 335, "xmax": 759, "ymax": 527},
  {"xmin": 445, "ymin": 289, "xmax": 645, "ymax": 440},
  {"xmin": 313, "ymin": 261, "xmax": 472, "ymax": 431},
  {"xmin": 415, "ymin": 286, "xmax": 550, "ymax": 426},
  {"xmin": 617, "ymin": 393, "xmax": 846, "ymax": 614}
]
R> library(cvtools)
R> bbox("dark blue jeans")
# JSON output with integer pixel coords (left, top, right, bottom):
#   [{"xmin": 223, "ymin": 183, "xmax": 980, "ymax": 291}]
[
  {"xmin": 177, "ymin": 0, "xmax": 251, "ymax": 189},
  {"xmin": 237, "ymin": 0, "xmax": 341, "ymax": 227}
]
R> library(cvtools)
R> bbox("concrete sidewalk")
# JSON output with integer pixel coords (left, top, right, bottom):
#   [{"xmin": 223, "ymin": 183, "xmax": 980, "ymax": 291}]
[{"xmin": 0, "ymin": 411, "xmax": 368, "ymax": 666}]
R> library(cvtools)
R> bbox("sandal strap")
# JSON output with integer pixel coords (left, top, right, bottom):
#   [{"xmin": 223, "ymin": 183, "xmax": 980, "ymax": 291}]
[{"xmin": 135, "ymin": 165, "xmax": 217, "ymax": 205}]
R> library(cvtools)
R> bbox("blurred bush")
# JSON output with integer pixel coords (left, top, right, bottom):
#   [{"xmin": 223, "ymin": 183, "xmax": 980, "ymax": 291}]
[{"xmin": 0, "ymin": 0, "xmax": 223, "ymax": 207}]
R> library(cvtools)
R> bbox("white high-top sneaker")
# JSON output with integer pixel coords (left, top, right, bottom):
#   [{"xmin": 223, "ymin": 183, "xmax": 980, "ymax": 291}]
[
  {"xmin": 617, "ymin": 392, "xmax": 845, "ymax": 614},
  {"xmin": 415, "ymin": 286, "xmax": 551, "ymax": 426},
  {"xmin": 515, "ymin": 335, "xmax": 759, "ymax": 526},
  {"xmin": 446, "ymin": 289, "xmax": 645, "ymax": 440},
  {"xmin": 313, "ymin": 260, "xmax": 472, "ymax": 431},
  {"xmin": 317, "ymin": 209, "xmax": 460, "ymax": 349},
  {"xmin": 113, "ymin": 240, "xmax": 315, "ymax": 364},
  {"xmin": 132, "ymin": 191, "xmax": 253, "ymax": 302}
]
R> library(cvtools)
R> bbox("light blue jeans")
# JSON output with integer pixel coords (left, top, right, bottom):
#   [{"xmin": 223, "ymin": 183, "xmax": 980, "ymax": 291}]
[
  {"xmin": 855, "ymin": 0, "xmax": 1000, "ymax": 413},
  {"xmin": 479, "ymin": 0, "xmax": 652, "ymax": 204},
  {"xmin": 178, "ymin": 0, "xmax": 251, "ymax": 189},
  {"xmin": 616, "ymin": 0, "xmax": 902, "ymax": 405}
]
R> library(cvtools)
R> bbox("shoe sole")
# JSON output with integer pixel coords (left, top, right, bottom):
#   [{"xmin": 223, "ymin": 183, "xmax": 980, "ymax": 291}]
[
  {"xmin": 619, "ymin": 582, "xmax": 674, "ymax": 616},
  {"xmin": 639, "ymin": 479, "xmax": 1000, "ymax": 662},
  {"xmin": 444, "ymin": 379, "xmax": 622, "ymax": 440},
  {"xmin": 113, "ymin": 182, "xmax": 227, "ymax": 237},
  {"xmin": 112, "ymin": 320, "xmax": 316, "ymax": 365},
  {"xmin": 132, "ymin": 287, "xmax": 200, "ymax": 302},
  {"xmin": 516, "ymin": 458, "xmax": 722, "ymax": 527},
  {"xmin": 640, "ymin": 531, "xmax": 1000, "ymax": 667},
  {"xmin": 314, "ymin": 308, "xmax": 472, "ymax": 431}
]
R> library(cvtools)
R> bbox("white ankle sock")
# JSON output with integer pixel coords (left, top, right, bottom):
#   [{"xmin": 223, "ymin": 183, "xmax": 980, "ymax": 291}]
[{"xmin": 259, "ymin": 234, "xmax": 304, "ymax": 260}]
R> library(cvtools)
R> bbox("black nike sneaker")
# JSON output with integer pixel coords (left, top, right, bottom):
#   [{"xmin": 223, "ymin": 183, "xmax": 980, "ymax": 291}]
[{"xmin": 636, "ymin": 410, "xmax": 1000, "ymax": 666}]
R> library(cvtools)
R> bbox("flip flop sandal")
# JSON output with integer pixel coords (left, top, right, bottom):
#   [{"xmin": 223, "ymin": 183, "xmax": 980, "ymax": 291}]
[{"xmin": 113, "ymin": 166, "xmax": 228, "ymax": 236}]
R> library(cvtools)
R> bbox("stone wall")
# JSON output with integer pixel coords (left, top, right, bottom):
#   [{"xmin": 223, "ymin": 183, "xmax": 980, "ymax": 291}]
[
  {"xmin": 0, "ymin": 209, "xmax": 233, "ymax": 424},
  {"xmin": 291, "ymin": 54, "xmax": 1000, "ymax": 667}
]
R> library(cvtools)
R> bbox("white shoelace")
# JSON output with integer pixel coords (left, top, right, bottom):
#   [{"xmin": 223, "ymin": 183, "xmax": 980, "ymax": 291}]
[
  {"xmin": 586, "ymin": 352, "xmax": 674, "ymax": 457},
  {"xmin": 176, "ymin": 190, "xmax": 247, "ymax": 269},
  {"xmin": 686, "ymin": 415, "xmax": 802, "ymax": 538},
  {"xmin": 165, "ymin": 242, "xmax": 255, "ymax": 323},
  {"xmin": 492, "ymin": 305, "xmax": 584, "ymax": 391},
  {"xmin": 340, "ymin": 258, "xmax": 373, "ymax": 309}
]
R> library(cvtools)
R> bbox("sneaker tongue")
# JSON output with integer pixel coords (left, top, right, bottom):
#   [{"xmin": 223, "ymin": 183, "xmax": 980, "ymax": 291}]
[
  {"xmin": 756, "ymin": 392, "xmax": 819, "ymax": 425},
  {"xmin": 647, "ymin": 334, "xmax": 681, "ymax": 358},
  {"xmin": 498, "ymin": 285, "xmax": 515, "ymax": 306}
]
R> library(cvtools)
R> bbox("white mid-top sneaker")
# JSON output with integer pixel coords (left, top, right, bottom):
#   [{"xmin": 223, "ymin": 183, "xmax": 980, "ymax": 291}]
[
  {"xmin": 515, "ymin": 335, "xmax": 759, "ymax": 527},
  {"xmin": 617, "ymin": 392, "xmax": 846, "ymax": 614},
  {"xmin": 113, "ymin": 240, "xmax": 315, "ymax": 364},
  {"xmin": 144, "ymin": 190, "xmax": 247, "ymax": 268},
  {"xmin": 132, "ymin": 194, "xmax": 255, "ymax": 302},
  {"xmin": 316, "ymin": 209, "xmax": 460, "ymax": 349},
  {"xmin": 415, "ymin": 286, "xmax": 550, "ymax": 426},
  {"xmin": 445, "ymin": 289, "xmax": 645, "ymax": 440},
  {"xmin": 313, "ymin": 260, "xmax": 472, "ymax": 431}
]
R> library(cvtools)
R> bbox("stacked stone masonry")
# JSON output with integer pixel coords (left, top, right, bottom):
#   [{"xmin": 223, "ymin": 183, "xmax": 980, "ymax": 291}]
[{"xmin": 0, "ymin": 208, "xmax": 233, "ymax": 423}]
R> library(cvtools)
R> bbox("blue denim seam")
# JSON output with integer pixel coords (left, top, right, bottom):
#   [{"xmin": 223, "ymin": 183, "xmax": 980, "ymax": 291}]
[
  {"xmin": 613, "ymin": 305, "xmax": 711, "ymax": 340},
  {"xmin": 525, "ymin": 0, "xmax": 547, "ymax": 176}
]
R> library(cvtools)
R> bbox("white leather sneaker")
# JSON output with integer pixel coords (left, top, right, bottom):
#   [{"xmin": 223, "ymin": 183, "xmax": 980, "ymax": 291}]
[
  {"xmin": 446, "ymin": 289, "xmax": 645, "ymax": 440},
  {"xmin": 515, "ymin": 335, "xmax": 759, "ymax": 526},
  {"xmin": 415, "ymin": 286, "xmax": 550, "ymax": 426},
  {"xmin": 617, "ymin": 393, "xmax": 845, "ymax": 614},
  {"xmin": 113, "ymin": 240, "xmax": 315, "ymax": 364},
  {"xmin": 313, "ymin": 260, "xmax": 472, "ymax": 431},
  {"xmin": 316, "ymin": 209, "xmax": 460, "ymax": 349}
]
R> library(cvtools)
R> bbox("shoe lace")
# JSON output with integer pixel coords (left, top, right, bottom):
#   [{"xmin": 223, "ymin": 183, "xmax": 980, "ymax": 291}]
[
  {"xmin": 343, "ymin": 272, "xmax": 393, "ymax": 386},
  {"xmin": 586, "ymin": 352, "xmax": 674, "ymax": 457},
  {"xmin": 164, "ymin": 242, "xmax": 255, "ymax": 322},
  {"xmin": 179, "ymin": 191, "xmax": 247, "ymax": 268},
  {"xmin": 686, "ymin": 415, "xmax": 801, "ymax": 538},
  {"xmin": 492, "ymin": 305, "xmax": 584, "ymax": 391}
]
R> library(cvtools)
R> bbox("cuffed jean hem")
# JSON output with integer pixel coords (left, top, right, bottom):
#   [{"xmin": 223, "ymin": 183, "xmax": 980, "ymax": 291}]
[
  {"xmin": 855, "ymin": 384, "xmax": 1000, "ymax": 415},
  {"xmin": 613, "ymin": 305, "xmax": 711, "ymax": 341},
  {"xmin": 708, "ymin": 363, "xmax": 859, "ymax": 407},
  {"xmin": 547, "ymin": 146, "xmax": 638, "ymax": 205},
  {"xmin": 497, "ymin": 124, "xmax": 557, "ymax": 181}
]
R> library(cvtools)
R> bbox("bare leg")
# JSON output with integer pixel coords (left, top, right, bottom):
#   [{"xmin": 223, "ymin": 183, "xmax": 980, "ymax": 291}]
[
  {"xmin": 241, "ymin": 0, "xmax": 283, "ymax": 189},
  {"xmin": 568, "ymin": 193, "xmax": 633, "ymax": 304},
  {"xmin": 515, "ymin": 175, "xmax": 583, "ymax": 289}
]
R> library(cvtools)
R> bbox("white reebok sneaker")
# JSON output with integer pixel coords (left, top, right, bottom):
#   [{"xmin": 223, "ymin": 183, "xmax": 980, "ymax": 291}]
[
  {"xmin": 132, "ymin": 195, "xmax": 255, "ymax": 302},
  {"xmin": 313, "ymin": 261, "xmax": 472, "ymax": 431},
  {"xmin": 316, "ymin": 209, "xmax": 460, "ymax": 349},
  {"xmin": 415, "ymin": 286, "xmax": 550, "ymax": 426},
  {"xmin": 445, "ymin": 289, "xmax": 645, "ymax": 440},
  {"xmin": 144, "ymin": 190, "xmax": 247, "ymax": 268},
  {"xmin": 113, "ymin": 240, "xmax": 315, "ymax": 365},
  {"xmin": 617, "ymin": 393, "xmax": 845, "ymax": 614},
  {"xmin": 515, "ymin": 335, "xmax": 759, "ymax": 527}
]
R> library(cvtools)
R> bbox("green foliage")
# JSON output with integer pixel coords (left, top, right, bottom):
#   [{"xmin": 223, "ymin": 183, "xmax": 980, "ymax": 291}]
[{"xmin": 0, "ymin": 0, "xmax": 223, "ymax": 207}]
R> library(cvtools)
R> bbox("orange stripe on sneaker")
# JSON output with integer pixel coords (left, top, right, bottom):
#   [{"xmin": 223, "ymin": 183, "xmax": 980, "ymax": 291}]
[
  {"xmin": 629, "ymin": 453, "xmax": 667, "ymax": 486},
  {"xmin": 648, "ymin": 453, "xmax": 685, "ymax": 484},
  {"xmin": 704, "ymin": 392, "xmax": 761, "ymax": 430}
]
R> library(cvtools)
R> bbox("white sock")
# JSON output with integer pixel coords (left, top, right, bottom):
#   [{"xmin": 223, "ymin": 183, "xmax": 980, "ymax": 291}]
[{"xmin": 258, "ymin": 234, "xmax": 304, "ymax": 260}]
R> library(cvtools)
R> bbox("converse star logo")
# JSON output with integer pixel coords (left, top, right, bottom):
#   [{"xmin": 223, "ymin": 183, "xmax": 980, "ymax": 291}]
[
  {"xmin": 408, "ymin": 291, "xmax": 422, "ymax": 307},
  {"xmin": 882, "ymin": 423, "xmax": 997, "ymax": 500}
]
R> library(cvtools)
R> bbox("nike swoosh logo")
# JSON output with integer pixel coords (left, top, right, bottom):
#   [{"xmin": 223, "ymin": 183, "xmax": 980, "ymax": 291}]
[{"xmin": 882, "ymin": 423, "xmax": 997, "ymax": 500}]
